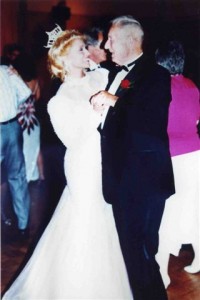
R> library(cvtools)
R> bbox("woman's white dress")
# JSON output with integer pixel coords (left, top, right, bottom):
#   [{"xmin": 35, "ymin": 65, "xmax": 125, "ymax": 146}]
[{"xmin": 3, "ymin": 70, "xmax": 133, "ymax": 300}]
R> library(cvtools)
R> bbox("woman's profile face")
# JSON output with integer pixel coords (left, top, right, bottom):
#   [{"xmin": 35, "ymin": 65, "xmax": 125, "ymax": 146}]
[{"xmin": 65, "ymin": 38, "xmax": 90, "ymax": 70}]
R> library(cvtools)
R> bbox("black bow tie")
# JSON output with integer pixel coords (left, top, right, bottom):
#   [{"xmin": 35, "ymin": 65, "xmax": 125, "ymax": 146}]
[
  {"xmin": 106, "ymin": 58, "xmax": 140, "ymax": 91},
  {"xmin": 115, "ymin": 60, "xmax": 136, "ymax": 72},
  {"xmin": 115, "ymin": 65, "xmax": 129, "ymax": 72}
]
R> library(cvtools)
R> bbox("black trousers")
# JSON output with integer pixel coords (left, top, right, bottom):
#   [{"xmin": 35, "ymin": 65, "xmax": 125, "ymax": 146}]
[{"xmin": 112, "ymin": 195, "xmax": 168, "ymax": 300}]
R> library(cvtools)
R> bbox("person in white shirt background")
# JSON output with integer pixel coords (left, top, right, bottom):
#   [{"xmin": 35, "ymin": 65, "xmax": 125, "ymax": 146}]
[
  {"xmin": 0, "ymin": 65, "xmax": 31, "ymax": 241},
  {"xmin": 84, "ymin": 26, "xmax": 116, "ymax": 72}
]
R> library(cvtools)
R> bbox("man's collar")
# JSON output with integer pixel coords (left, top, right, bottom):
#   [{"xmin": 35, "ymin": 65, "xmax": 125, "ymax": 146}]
[{"xmin": 125, "ymin": 53, "xmax": 143, "ymax": 70}]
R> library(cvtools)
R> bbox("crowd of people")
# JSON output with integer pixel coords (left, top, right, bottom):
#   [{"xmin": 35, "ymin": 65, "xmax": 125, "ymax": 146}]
[{"xmin": 1, "ymin": 14, "xmax": 199, "ymax": 300}]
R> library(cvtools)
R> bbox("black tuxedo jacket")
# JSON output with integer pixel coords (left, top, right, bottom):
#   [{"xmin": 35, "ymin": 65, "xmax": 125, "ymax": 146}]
[{"xmin": 100, "ymin": 54, "xmax": 175, "ymax": 205}]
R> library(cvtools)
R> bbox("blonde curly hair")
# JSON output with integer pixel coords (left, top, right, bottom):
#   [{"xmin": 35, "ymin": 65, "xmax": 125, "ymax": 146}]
[{"xmin": 48, "ymin": 30, "xmax": 84, "ymax": 81}]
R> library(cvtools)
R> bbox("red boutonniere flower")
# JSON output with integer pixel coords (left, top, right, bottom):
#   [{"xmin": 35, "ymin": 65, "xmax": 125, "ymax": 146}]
[{"xmin": 120, "ymin": 79, "xmax": 134, "ymax": 89}]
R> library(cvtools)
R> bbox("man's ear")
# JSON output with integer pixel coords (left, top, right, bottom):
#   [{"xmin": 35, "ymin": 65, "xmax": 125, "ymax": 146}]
[
  {"xmin": 129, "ymin": 35, "xmax": 137, "ymax": 45},
  {"xmin": 125, "ymin": 34, "xmax": 133, "ymax": 49}
]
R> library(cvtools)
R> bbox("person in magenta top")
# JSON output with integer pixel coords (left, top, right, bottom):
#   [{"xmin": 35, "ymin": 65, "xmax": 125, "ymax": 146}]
[
  {"xmin": 168, "ymin": 73, "xmax": 200, "ymax": 156},
  {"xmin": 155, "ymin": 40, "xmax": 200, "ymax": 288}
]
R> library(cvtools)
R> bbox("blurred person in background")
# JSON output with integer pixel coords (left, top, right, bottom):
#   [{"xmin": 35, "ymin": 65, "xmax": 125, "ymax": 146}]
[
  {"xmin": 13, "ymin": 53, "xmax": 45, "ymax": 182},
  {"xmin": 84, "ymin": 26, "xmax": 114, "ymax": 71},
  {"xmin": 1, "ymin": 43, "xmax": 23, "ymax": 66},
  {"xmin": 0, "ymin": 65, "xmax": 31, "ymax": 241},
  {"xmin": 155, "ymin": 40, "xmax": 200, "ymax": 288}
]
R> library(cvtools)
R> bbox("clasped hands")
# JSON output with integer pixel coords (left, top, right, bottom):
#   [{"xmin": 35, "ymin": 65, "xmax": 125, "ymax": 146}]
[{"xmin": 90, "ymin": 91, "xmax": 118, "ymax": 114}]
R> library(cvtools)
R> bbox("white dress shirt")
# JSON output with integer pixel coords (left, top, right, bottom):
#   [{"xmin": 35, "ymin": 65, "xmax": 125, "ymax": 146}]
[
  {"xmin": 101, "ymin": 53, "xmax": 143, "ymax": 128},
  {"xmin": 88, "ymin": 59, "xmax": 100, "ymax": 71},
  {"xmin": 0, "ymin": 65, "xmax": 31, "ymax": 122}
]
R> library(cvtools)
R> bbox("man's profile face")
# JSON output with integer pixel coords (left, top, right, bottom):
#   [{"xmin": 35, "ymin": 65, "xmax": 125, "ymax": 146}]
[{"xmin": 105, "ymin": 26, "xmax": 131, "ymax": 65}]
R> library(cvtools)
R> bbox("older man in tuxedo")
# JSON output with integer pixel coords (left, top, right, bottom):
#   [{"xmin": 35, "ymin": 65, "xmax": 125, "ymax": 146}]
[{"xmin": 91, "ymin": 16, "xmax": 175, "ymax": 300}]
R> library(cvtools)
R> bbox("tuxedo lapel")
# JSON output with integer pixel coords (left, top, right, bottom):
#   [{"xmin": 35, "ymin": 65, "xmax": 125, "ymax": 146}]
[
  {"xmin": 115, "ymin": 69, "xmax": 136, "ymax": 97},
  {"xmin": 105, "ymin": 68, "xmax": 120, "ymax": 91},
  {"xmin": 115, "ymin": 54, "xmax": 146, "ymax": 97},
  {"xmin": 105, "ymin": 55, "xmax": 144, "ymax": 91},
  {"xmin": 102, "ymin": 55, "xmax": 149, "ymax": 132}
]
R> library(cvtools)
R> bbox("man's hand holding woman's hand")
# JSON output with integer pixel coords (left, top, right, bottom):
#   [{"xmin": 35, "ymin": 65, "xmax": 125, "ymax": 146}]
[{"xmin": 90, "ymin": 91, "xmax": 118, "ymax": 113}]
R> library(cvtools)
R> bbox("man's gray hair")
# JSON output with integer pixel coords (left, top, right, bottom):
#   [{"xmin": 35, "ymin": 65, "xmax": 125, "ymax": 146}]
[{"xmin": 111, "ymin": 15, "xmax": 144, "ymax": 42}]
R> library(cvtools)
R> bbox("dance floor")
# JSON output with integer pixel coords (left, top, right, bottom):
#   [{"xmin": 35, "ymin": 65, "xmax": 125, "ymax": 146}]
[{"xmin": 1, "ymin": 170, "xmax": 200, "ymax": 299}]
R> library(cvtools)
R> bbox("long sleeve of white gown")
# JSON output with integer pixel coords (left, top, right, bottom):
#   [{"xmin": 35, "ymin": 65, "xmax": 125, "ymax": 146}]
[{"xmin": 47, "ymin": 69, "xmax": 108, "ymax": 148}]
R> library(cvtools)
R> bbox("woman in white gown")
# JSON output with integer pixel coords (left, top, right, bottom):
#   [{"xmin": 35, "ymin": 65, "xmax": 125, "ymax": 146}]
[{"xmin": 2, "ymin": 30, "xmax": 133, "ymax": 300}]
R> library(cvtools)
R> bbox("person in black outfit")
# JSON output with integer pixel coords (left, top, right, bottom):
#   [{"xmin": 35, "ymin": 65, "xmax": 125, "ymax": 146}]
[{"xmin": 91, "ymin": 15, "xmax": 175, "ymax": 300}]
